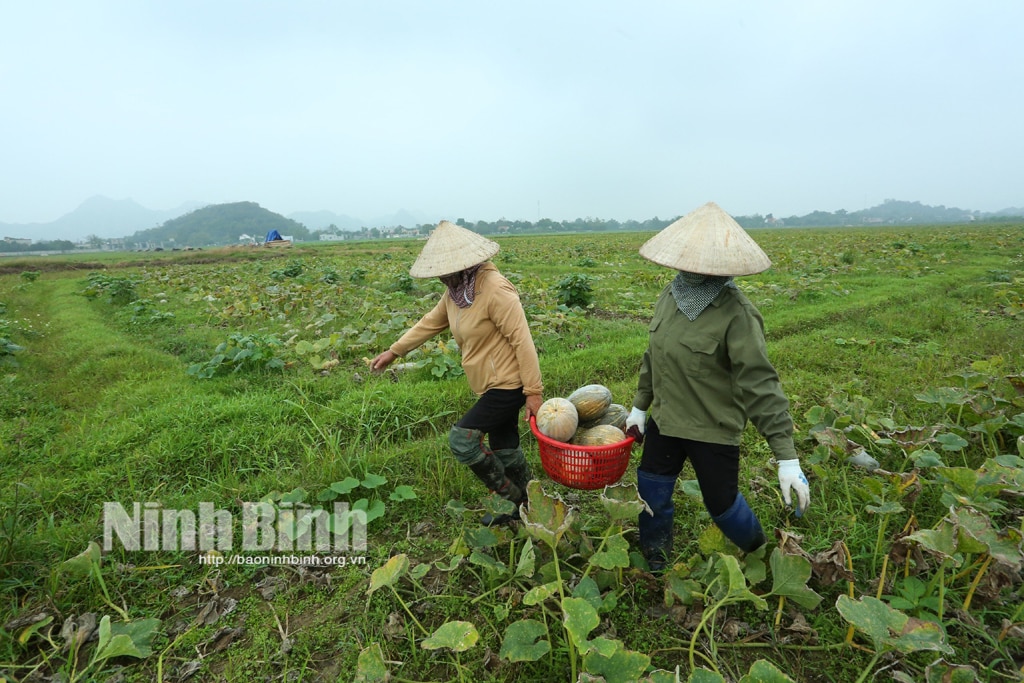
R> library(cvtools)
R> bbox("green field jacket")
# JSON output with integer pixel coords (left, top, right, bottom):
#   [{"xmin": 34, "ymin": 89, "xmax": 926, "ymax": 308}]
[
  {"xmin": 632, "ymin": 285, "xmax": 797, "ymax": 460},
  {"xmin": 390, "ymin": 263, "xmax": 543, "ymax": 398}
]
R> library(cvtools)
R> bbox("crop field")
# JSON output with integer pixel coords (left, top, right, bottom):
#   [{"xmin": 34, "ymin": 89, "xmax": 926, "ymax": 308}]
[{"xmin": 1, "ymin": 224, "xmax": 1023, "ymax": 682}]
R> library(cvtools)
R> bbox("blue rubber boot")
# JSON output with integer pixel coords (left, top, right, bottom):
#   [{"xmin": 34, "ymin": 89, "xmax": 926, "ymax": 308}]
[
  {"xmin": 711, "ymin": 492, "xmax": 767, "ymax": 553},
  {"xmin": 637, "ymin": 470, "xmax": 677, "ymax": 574}
]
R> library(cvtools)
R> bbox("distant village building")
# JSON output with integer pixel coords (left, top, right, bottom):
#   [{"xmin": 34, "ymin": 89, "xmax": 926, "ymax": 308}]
[
  {"xmin": 3, "ymin": 236, "xmax": 32, "ymax": 246},
  {"xmin": 319, "ymin": 233, "xmax": 346, "ymax": 241}
]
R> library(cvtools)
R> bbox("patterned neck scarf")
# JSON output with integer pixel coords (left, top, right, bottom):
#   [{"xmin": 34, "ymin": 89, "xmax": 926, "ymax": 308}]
[
  {"xmin": 670, "ymin": 271, "xmax": 735, "ymax": 321},
  {"xmin": 440, "ymin": 264, "xmax": 483, "ymax": 309}
]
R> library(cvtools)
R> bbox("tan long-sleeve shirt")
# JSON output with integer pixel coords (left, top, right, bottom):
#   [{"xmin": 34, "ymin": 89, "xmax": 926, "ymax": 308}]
[{"xmin": 389, "ymin": 263, "xmax": 543, "ymax": 397}]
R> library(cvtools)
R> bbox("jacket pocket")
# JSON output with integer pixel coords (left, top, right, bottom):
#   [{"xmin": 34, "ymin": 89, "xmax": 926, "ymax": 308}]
[{"xmin": 678, "ymin": 334, "xmax": 719, "ymax": 379}]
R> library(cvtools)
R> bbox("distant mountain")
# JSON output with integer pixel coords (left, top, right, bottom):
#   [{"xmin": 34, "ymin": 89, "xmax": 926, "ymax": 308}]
[
  {"xmin": 991, "ymin": 207, "xmax": 1024, "ymax": 218},
  {"xmin": 735, "ymin": 199, "xmax": 1023, "ymax": 229},
  {"xmin": 127, "ymin": 201, "xmax": 312, "ymax": 247},
  {"xmin": 0, "ymin": 196, "xmax": 203, "ymax": 242}
]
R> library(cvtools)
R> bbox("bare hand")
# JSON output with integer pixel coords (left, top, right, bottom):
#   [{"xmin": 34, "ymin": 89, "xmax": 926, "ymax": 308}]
[
  {"xmin": 370, "ymin": 349, "xmax": 397, "ymax": 373},
  {"xmin": 524, "ymin": 394, "xmax": 543, "ymax": 421}
]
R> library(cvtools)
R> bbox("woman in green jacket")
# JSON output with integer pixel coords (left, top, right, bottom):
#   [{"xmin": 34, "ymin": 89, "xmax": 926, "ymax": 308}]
[
  {"xmin": 371, "ymin": 221, "xmax": 544, "ymax": 525},
  {"xmin": 624, "ymin": 203, "xmax": 810, "ymax": 572}
]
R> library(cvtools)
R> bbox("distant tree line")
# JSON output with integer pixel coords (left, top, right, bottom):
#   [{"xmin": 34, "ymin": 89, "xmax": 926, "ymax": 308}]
[
  {"xmin": 0, "ymin": 239, "xmax": 76, "ymax": 253},
  {"xmin": 316, "ymin": 200, "xmax": 1021, "ymax": 242}
]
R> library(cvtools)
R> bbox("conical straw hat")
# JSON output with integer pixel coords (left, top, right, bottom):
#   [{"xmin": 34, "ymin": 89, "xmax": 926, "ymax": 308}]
[
  {"xmin": 639, "ymin": 202, "xmax": 771, "ymax": 276},
  {"xmin": 409, "ymin": 220, "xmax": 500, "ymax": 278}
]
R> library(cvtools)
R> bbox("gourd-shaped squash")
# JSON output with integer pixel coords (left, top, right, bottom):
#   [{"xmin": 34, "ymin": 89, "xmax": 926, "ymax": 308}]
[
  {"xmin": 535, "ymin": 397, "xmax": 579, "ymax": 443},
  {"xmin": 581, "ymin": 403, "xmax": 628, "ymax": 431},
  {"xmin": 567, "ymin": 384, "xmax": 613, "ymax": 422},
  {"xmin": 572, "ymin": 424, "xmax": 627, "ymax": 446}
]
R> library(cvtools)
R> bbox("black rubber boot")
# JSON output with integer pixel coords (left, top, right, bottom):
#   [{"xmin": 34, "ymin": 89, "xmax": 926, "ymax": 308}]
[
  {"xmin": 469, "ymin": 454, "xmax": 526, "ymax": 526},
  {"xmin": 638, "ymin": 470, "xmax": 677, "ymax": 574},
  {"xmin": 711, "ymin": 492, "xmax": 767, "ymax": 553},
  {"xmin": 495, "ymin": 448, "xmax": 532, "ymax": 491}
]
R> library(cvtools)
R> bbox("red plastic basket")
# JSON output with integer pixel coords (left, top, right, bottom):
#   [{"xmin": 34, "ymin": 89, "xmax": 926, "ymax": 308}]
[{"xmin": 530, "ymin": 416, "xmax": 635, "ymax": 490}]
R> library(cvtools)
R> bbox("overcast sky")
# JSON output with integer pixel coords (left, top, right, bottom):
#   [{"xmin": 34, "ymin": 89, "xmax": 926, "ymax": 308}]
[{"xmin": 2, "ymin": 1, "xmax": 1022, "ymax": 225}]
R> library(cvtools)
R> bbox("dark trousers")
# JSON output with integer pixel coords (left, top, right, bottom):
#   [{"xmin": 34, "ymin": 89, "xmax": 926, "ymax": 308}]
[
  {"xmin": 456, "ymin": 387, "xmax": 526, "ymax": 451},
  {"xmin": 638, "ymin": 417, "xmax": 740, "ymax": 516}
]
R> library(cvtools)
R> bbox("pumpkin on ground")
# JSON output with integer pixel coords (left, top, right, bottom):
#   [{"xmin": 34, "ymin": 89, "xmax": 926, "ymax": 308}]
[
  {"xmin": 567, "ymin": 384, "xmax": 613, "ymax": 422},
  {"xmin": 581, "ymin": 403, "xmax": 628, "ymax": 431},
  {"xmin": 571, "ymin": 424, "xmax": 627, "ymax": 446},
  {"xmin": 535, "ymin": 397, "xmax": 579, "ymax": 443}
]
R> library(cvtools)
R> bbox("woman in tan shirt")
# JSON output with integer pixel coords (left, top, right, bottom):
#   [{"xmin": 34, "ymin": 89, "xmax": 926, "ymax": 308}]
[{"xmin": 371, "ymin": 221, "xmax": 543, "ymax": 525}]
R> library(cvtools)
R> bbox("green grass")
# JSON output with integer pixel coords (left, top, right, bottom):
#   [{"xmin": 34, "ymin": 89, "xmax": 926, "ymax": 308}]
[{"xmin": 1, "ymin": 224, "xmax": 1023, "ymax": 682}]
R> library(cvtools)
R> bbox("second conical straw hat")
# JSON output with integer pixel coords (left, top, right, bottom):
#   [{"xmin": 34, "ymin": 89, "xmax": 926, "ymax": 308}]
[
  {"xmin": 639, "ymin": 202, "xmax": 771, "ymax": 276},
  {"xmin": 408, "ymin": 220, "xmax": 500, "ymax": 278}
]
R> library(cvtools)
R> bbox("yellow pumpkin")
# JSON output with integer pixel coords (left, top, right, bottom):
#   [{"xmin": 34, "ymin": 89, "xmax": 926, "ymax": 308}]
[
  {"xmin": 567, "ymin": 384, "xmax": 613, "ymax": 422},
  {"xmin": 581, "ymin": 403, "xmax": 628, "ymax": 431},
  {"xmin": 535, "ymin": 397, "xmax": 578, "ymax": 443},
  {"xmin": 571, "ymin": 424, "xmax": 627, "ymax": 446}
]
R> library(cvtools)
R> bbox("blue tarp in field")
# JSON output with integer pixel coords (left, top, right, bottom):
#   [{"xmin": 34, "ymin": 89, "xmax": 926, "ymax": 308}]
[{"xmin": 265, "ymin": 230, "xmax": 283, "ymax": 242}]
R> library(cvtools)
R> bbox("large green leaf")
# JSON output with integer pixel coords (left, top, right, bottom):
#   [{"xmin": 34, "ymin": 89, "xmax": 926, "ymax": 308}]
[
  {"xmin": 907, "ymin": 520, "xmax": 962, "ymax": 566},
  {"xmin": 743, "ymin": 546, "xmax": 768, "ymax": 585},
  {"xmin": 714, "ymin": 554, "xmax": 768, "ymax": 610},
  {"xmin": 738, "ymin": 659, "xmax": 796, "ymax": 682},
  {"xmin": 953, "ymin": 508, "xmax": 1023, "ymax": 569},
  {"xmin": 562, "ymin": 597, "xmax": 600, "ymax": 650},
  {"xmin": 360, "ymin": 473, "xmax": 388, "ymax": 489},
  {"xmin": 514, "ymin": 538, "xmax": 536, "ymax": 578},
  {"xmin": 769, "ymin": 549, "xmax": 823, "ymax": 609},
  {"xmin": 499, "ymin": 619, "xmax": 550, "ymax": 662},
  {"xmin": 665, "ymin": 574, "xmax": 703, "ymax": 606},
  {"xmin": 688, "ymin": 670, "xmax": 727, "ymax": 683},
  {"xmin": 367, "ymin": 554, "xmax": 409, "ymax": 595},
  {"xmin": 93, "ymin": 616, "xmax": 161, "ymax": 662},
  {"xmin": 469, "ymin": 550, "xmax": 508, "ymax": 575},
  {"xmin": 421, "ymin": 620, "xmax": 479, "ymax": 652},
  {"xmin": 388, "ymin": 485, "xmax": 417, "ymax": 502},
  {"xmin": 523, "ymin": 580, "xmax": 561, "ymax": 606},
  {"xmin": 62, "ymin": 541, "xmax": 102, "ymax": 577},
  {"xmin": 924, "ymin": 659, "xmax": 978, "ymax": 683},
  {"xmin": 572, "ymin": 576, "xmax": 603, "ymax": 612},
  {"xmin": 865, "ymin": 501, "xmax": 905, "ymax": 515},
  {"xmin": 464, "ymin": 526, "xmax": 499, "ymax": 549},
  {"xmin": 354, "ymin": 643, "xmax": 389, "ymax": 682},
  {"xmin": 935, "ymin": 432, "xmax": 969, "ymax": 451},
  {"xmin": 835, "ymin": 595, "xmax": 953, "ymax": 655},
  {"xmin": 915, "ymin": 387, "xmax": 969, "ymax": 407},
  {"xmin": 521, "ymin": 480, "xmax": 575, "ymax": 549},
  {"xmin": 350, "ymin": 498, "xmax": 385, "ymax": 524},
  {"xmin": 888, "ymin": 617, "xmax": 954, "ymax": 655},
  {"xmin": 589, "ymin": 533, "xmax": 631, "ymax": 570},
  {"xmin": 600, "ymin": 482, "xmax": 651, "ymax": 521},
  {"xmin": 330, "ymin": 477, "xmax": 360, "ymax": 495},
  {"xmin": 698, "ymin": 524, "xmax": 728, "ymax": 555},
  {"xmin": 583, "ymin": 643, "xmax": 651, "ymax": 683},
  {"xmin": 835, "ymin": 595, "xmax": 895, "ymax": 650}
]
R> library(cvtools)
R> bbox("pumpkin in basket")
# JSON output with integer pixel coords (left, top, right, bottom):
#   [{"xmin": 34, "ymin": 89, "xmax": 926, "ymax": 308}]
[
  {"xmin": 571, "ymin": 424, "xmax": 627, "ymax": 446},
  {"xmin": 535, "ymin": 397, "xmax": 578, "ymax": 443},
  {"xmin": 567, "ymin": 384, "xmax": 613, "ymax": 422},
  {"xmin": 581, "ymin": 403, "xmax": 628, "ymax": 431}
]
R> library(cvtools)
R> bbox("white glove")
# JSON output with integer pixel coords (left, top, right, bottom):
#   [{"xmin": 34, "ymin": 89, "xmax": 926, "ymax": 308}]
[
  {"xmin": 625, "ymin": 407, "xmax": 647, "ymax": 443},
  {"xmin": 777, "ymin": 459, "xmax": 810, "ymax": 517}
]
